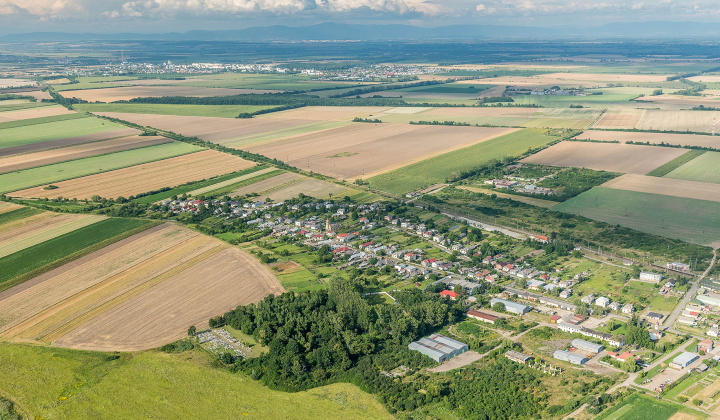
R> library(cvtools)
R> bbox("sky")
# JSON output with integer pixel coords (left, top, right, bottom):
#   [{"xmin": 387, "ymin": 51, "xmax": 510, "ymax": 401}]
[{"xmin": 0, "ymin": 0, "xmax": 717, "ymax": 34}]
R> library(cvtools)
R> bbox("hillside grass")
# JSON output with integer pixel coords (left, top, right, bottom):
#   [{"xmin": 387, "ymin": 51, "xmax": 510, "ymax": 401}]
[
  {"xmin": 646, "ymin": 149, "xmax": 706, "ymax": 177},
  {"xmin": 368, "ymin": 128, "xmax": 560, "ymax": 195},
  {"xmin": 0, "ymin": 116, "xmax": 125, "ymax": 149},
  {"xmin": 0, "ymin": 217, "xmax": 155, "ymax": 291},
  {"xmin": 76, "ymin": 103, "xmax": 281, "ymax": 118},
  {"xmin": 553, "ymin": 187, "xmax": 720, "ymax": 245},
  {"xmin": 665, "ymin": 151, "xmax": 720, "ymax": 184},
  {"xmin": 0, "ymin": 343, "xmax": 391, "ymax": 420},
  {"xmin": 0, "ymin": 142, "xmax": 203, "ymax": 194}
]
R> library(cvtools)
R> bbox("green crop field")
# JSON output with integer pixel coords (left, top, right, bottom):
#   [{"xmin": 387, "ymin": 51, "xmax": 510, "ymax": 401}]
[
  {"xmin": 0, "ymin": 112, "xmax": 86, "ymax": 130},
  {"xmin": 553, "ymin": 187, "xmax": 720, "ymax": 244},
  {"xmin": 75, "ymin": 103, "xmax": 281, "ymax": 118},
  {"xmin": 0, "ymin": 217, "xmax": 154, "ymax": 291},
  {"xmin": 0, "ymin": 142, "xmax": 203, "ymax": 193},
  {"xmin": 0, "ymin": 116, "xmax": 126, "ymax": 150},
  {"xmin": 647, "ymin": 150, "xmax": 706, "ymax": 177},
  {"xmin": 174, "ymin": 73, "xmax": 360, "ymax": 91},
  {"xmin": 513, "ymin": 89, "xmax": 645, "ymax": 107},
  {"xmin": 665, "ymin": 151, "xmax": 720, "ymax": 184},
  {"xmin": 0, "ymin": 102, "xmax": 55, "ymax": 112},
  {"xmin": 0, "ymin": 206, "xmax": 42, "ymax": 225},
  {"xmin": 0, "ymin": 343, "xmax": 391, "ymax": 420},
  {"xmin": 395, "ymin": 83, "xmax": 495, "ymax": 94},
  {"xmin": 368, "ymin": 128, "xmax": 560, "ymax": 195},
  {"xmin": 596, "ymin": 394, "xmax": 681, "ymax": 420},
  {"xmin": 52, "ymin": 76, "xmax": 141, "ymax": 91}
]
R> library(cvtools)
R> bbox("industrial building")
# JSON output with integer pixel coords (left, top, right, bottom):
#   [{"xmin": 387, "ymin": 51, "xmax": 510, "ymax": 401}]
[
  {"xmin": 670, "ymin": 352, "xmax": 699, "ymax": 370},
  {"xmin": 571, "ymin": 339, "xmax": 604, "ymax": 354},
  {"xmin": 505, "ymin": 350, "xmax": 534, "ymax": 364},
  {"xmin": 490, "ymin": 298, "xmax": 532, "ymax": 315},
  {"xmin": 408, "ymin": 334, "xmax": 468, "ymax": 363},
  {"xmin": 467, "ymin": 310, "xmax": 498, "ymax": 324},
  {"xmin": 557, "ymin": 321, "xmax": 625, "ymax": 347},
  {"xmin": 553, "ymin": 350, "xmax": 588, "ymax": 365}
]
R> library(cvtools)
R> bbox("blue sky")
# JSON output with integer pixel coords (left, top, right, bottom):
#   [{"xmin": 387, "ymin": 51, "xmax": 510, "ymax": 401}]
[{"xmin": 0, "ymin": 0, "xmax": 715, "ymax": 33}]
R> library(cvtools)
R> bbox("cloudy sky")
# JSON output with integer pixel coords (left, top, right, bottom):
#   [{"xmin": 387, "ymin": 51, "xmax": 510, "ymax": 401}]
[{"xmin": 0, "ymin": 0, "xmax": 716, "ymax": 34}]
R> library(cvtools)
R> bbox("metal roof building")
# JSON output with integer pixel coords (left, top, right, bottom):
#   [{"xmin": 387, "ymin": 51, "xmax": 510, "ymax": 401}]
[
  {"xmin": 408, "ymin": 334, "xmax": 468, "ymax": 363},
  {"xmin": 490, "ymin": 298, "xmax": 532, "ymax": 315},
  {"xmin": 670, "ymin": 352, "xmax": 699, "ymax": 369},
  {"xmin": 553, "ymin": 350, "xmax": 588, "ymax": 365},
  {"xmin": 571, "ymin": 339, "xmax": 604, "ymax": 354},
  {"xmin": 505, "ymin": 350, "xmax": 534, "ymax": 364}
]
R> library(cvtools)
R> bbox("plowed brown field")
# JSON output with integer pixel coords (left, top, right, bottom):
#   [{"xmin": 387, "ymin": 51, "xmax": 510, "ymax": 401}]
[
  {"xmin": 521, "ymin": 141, "xmax": 687, "ymax": 174},
  {"xmin": 601, "ymin": 174, "xmax": 720, "ymax": 202},
  {"xmin": 0, "ymin": 135, "xmax": 171, "ymax": 173},
  {"xmin": 11, "ymin": 150, "xmax": 255, "ymax": 199}
]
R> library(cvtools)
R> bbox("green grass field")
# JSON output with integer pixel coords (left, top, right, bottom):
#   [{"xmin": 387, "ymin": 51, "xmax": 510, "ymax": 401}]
[
  {"xmin": 647, "ymin": 150, "xmax": 706, "ymax": 177},
  {"xmin": 368, "ymin": 128, "xmax": 560, "ymax": 195},
  {"xmin": 0, "ymin": 112, "xmax": 86, "ymax": 130},
  {"xmin": 52, "ymin": 76, "xmax": 141, "ymax": 91},
  {"xmin": 0, "ymin": 102, "xmax": 55, "ymax": 112},
  {"xmin": 0, "ymin": 343, "xmax": 391, "ymax": 420},
  {"xmin": 553, "ymin": 187, "xmax": 720, "ymax": 244},
  {"xmin": 0, "ymin": 217, "xmax": 154, "ymax": 291},
  {"xmin": 174, "ymin": 73, "xmax": 359, "ymax": 91},
  {"xmin": 0, "ymin": 206, "xmax": 42, "ymax": 225},
  {"xmin": 0, "ymin": 116, "xmax": 126, "ymax": 150},
  {"xmin": 75, "ymin": 103, "xmax": 281, "ymax": 118},
  {"xmin": 0, "ymin": 142, "xmax": 203, "ymax": 194},
  {"xmin": 596, "ymin": 394, "xmax": 680, "ymax": 420},
  {"xmin": 276, "ymin": 267, "xmax": 325, "ymax": 292},
  {"xmin": 395, "ymin": 83, "xmax": 495, "ymax": 94},
  {"xmin": 665, "ymin": 151, "xmax": 720, "ymax": 184}
]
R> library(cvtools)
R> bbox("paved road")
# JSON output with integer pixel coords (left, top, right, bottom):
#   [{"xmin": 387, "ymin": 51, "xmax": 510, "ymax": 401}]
[{"xmin": 663, "ymin": 248, "xmax": 717, "ymax": 329}]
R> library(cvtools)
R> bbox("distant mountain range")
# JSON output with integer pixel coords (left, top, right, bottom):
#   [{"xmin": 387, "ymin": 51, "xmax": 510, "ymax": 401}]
[{"xmin": 3, "ymin": 21, "xmax": 720, "ymax": 42}]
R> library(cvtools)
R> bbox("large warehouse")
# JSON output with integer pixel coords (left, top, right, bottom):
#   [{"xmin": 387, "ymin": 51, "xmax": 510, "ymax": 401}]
[
  {"xmin": 553, "ymin": 350, "xmax": 588, "ymax": 365},
  {"xmin": 571, "ymin": 339, "xmax": 604, "ymax": 355},
  {"xmin": 408, "ymin": 334, "xmax": 469, "ymax": 363},
  {"xmin": 670, "ymin": 352, "xmax": 699, "ymax": 370},
  {"xmin": 490, "ymin": 298, "xmax": 532, "ymax": 315}
]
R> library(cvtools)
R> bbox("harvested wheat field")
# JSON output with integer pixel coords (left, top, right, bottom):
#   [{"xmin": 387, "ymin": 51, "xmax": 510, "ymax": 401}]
[
  {"xmin": 0, "ymin": 105, "xmax": 74, "ymax": 123},
  {"xmin": 576, "ymin": 130, "xmax": 720, "ymax": 148},
  {"xmin": 637, "ymin": 109, "xmax": 720, "ymax": 132},
  {"xmin": 0, "ymin": 79, "xmax": 36, "ymax": 88},
  {"xmin": 0, "ymin": 213, "xmax": 105, "ymax": 258},
  {"xmin": 247, "ymin": 123, "xmax": 516, "ymax": 179},
  {"xmin": 267, "ymin": 178, "xmax": 355, "ymax": 201},
  {"xmin": 0, "ymin": 135, "xmax": 171, "ymax": 173},
  {"xmin": 0, "ymin": 201, "xmax": 23, "ymax": 214},
  {"xmin": 636, "ymin": 94, "xmax": 720, "ymax": 108},
  {"xmin": 229, "ymin": 172, "xmax": 304, "ymax": 197},
  {"xmin": 259, "ymin": 106, "xmax": 390, "ymax": 121},
  {"xmin": 92, "ymin": 112, "xmax": 315, "ymax": 144},
  {"xmin": 61, "ymin": 86, "xmax": 283, "ymax": 102},
  {"xmin": 592, "ymin": 109, "xmax": 644, "ymax": 129},
  {"xmin": 11, "ymin": 150, "xmax": 255, "ymax": 200},
  {"xmin": 521, "ymin": 141, "xmax": 687, "ymax": 174},
  {"xmin": 601, "ymin": 174, "xmax": 720, "ymax": 202},
  {"xmin": 0, "ymin": 223, "xmax": 284, "ymax": 351},
  {"xmin": 0, "ymin": 127, "xmax": 140, "ymax": 157}
]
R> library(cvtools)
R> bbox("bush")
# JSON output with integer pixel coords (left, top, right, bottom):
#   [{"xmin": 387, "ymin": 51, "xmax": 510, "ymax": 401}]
[{"xmin": 678, "ymin": 396, "xmax": 688, "ymax": 403}]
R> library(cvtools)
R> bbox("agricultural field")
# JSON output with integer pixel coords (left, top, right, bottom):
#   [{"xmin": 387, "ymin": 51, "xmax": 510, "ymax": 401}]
[
  {"xmin": 594, "ymin": 393, "xmax": 696, "ymax": 420},
  {"xmin": 575, "ymin": 130, "xmax": 720, "ymax": 148},
  {"xmin": 0, "ymin": 140, "xmax": 203, "ymax": 194},
  {"xmin": 260, "ymin": 106, "xmax": 391, "ymax": 121},
  {"xmin": 0, "ymin": 135, "xmax": 172, "ymax": 173},
  {"xmin": 76, "ymin": 103, "xmax": 281, "ymax": 118},
  {"xmin": 0, "ymin": 104, "xmax": 74, "ymax": 123},
  {"xmin": 664, "ymin": 151, "xmax": 720, "ymax": 184},
  {"xmin": 636, "ymin": 110, "xmax": 720, "ymax": 133},
  {"xmin": 368, "ymin": 128, "xmax": 560, "ymax": 195},
  {"xmin": 0, "ymin": 343, "xmax": 390, "ymax": 420},
  {"xmin": 592, "ymin": 109, "xmax": 645, "ymax": 129},
  {"xmin": 59, "ymin": 85, "xmax": 284, "ymax": 102},
  {"xmin": 553, "ymin": 187, "xmax": 720, "ymax": 245},
  {"xmin": 0, "ymin": 115, "xmax": 132, "ymax": 151},
  {"xmin": 247, "ymin": 123, "xmax": 517, "ymax": 179},
  {"xmin": 10, "ymin": 150, "xmax": 255, "ymax": 200},
  {"xmin": 520, "ymin": 141, "xmax": 687, "ymax": 174},
  {"xmin": 0, "ymin": 223, "xmax": 284, "ymax": 351},
  {"xmin": 0, "ymin": 216, "xmax": 155, "ymax": 292},
  {"xmin": 602, "ymin": 174, "xmax": 720, "ymax": 203}
]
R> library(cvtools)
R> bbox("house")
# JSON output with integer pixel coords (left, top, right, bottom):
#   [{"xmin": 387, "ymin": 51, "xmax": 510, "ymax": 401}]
[
  {"xmin": 505, "ymin": 350, "xmax": 534, "ymax": 364},
  {"xmin": 550, "ymin": 314, "xmax": 563, "ymax": 323},
  {"xmin": 639, "ymin": 271, "xmax": 663, "ymax": 283},
  {"xmin": 669, "ymin": 352, "xmax": 699, "ymax": 369},
  {"xmin": 581, "ymin": 294, "xmax": 596, "ymax": 305},
  {"xmin": 553, "ymin": 350, "xmax": 587, "ymax": 365},
  {"xmin": 534, "ymin": 234, "xmax": 549, "ymax": 244},
  {"xmin": 570, "ymin": 314, "xmax": 588, "ymax": 324},
  {"xmin": 608, "ymin": 351, "xmax": 635, "ymax": 362},
  {"xmin": 527, "ymin": 279, "xmax": 545, "ymax": 291},
  {"xmin": 700, "ymin": 339, "xmax": 714, "ymax": 353},
  {"xmin": 467, "ymin": 310, "xmax": 498, "ymax": 324},
  {"xmin": 559, "ymin": 289, "xmax": 573, "ymax": 299},
  {"xmin": 595, "ymin": 297, "xmax": 611, "ymax": 308},
  {"xmin": 490, "ymin": 298, "xmax": 532, "ymax": 315},
  {"xmin": 682, "ymin": 310, "xmax": 700, "ymax": 319},
  {"xmin": 572, "ymin": 339, "xmax": 604, "ymax": 354},
  {"xmin": 622, "ymin": 304, "xmax": 635, "ymax": 314},
  {"xmin": 609, "ymin": 301, "xmax": 622, "ymax": 311},
  {"xmin": 678, "ymin": 316, "xmax": 697, "ymax": 326},
  {"xmin": 408, "ymin": 334, "xmax": 468, "ymax": 363},
  {"xmin": 707, "ymin": 328, "xmax": 719, "ymax": 338},
  {"xmin": 440, "ymin": 290, "xmax": 459, "ymax": 301},
  {"xmin": 646, "ymin": 312, "xmax": 665, "ymax": 325}
]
